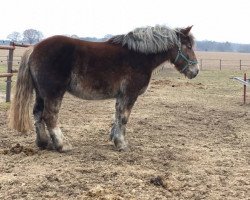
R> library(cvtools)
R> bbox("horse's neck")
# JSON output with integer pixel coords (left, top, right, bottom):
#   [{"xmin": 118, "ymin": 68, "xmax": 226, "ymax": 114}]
[{"xmin": 146, "ymin": 52, "xmax": 171, "ymax": 72}]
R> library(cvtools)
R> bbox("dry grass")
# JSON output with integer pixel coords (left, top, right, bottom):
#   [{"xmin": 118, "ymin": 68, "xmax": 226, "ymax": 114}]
[
  {"xmin": 0, "ymin": 65, "xmax": 7, "ymax": 92},
  {"xmin": 196, "ymin": 51, "xmax": 250, "ymax": 70},
  {"xmin": 0, "ymin": 46, "xmax": 25, "ymax": 57},
  {"xmin": 196, "ymin": 51, "xmax": 250, "ymax": 60}
]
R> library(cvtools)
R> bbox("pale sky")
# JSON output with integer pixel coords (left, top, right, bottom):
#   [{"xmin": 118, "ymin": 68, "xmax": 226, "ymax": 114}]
[{"xmin": 1, "ymin": 0, "xmax": 250, "ymax": 44}]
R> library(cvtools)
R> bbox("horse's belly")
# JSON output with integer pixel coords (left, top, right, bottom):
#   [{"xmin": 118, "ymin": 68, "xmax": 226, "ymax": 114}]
[
  {"xmin": 67, "ymin": 80, "xmax": 117, "ymax": 100},
  {"xmin": 68, "ymin": 89, "xmax": 115, "ymax": 100}
]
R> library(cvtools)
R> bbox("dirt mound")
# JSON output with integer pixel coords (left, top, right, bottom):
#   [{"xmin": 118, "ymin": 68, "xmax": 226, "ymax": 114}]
[
  {"xmin": 152, "ymin": 79, "xmax": 205, "ymax": 89},
  {"xmin": 2, "ymin": 143, "xmax": 37, "ymax": 156},
  {"xmin": 152, "ymin": 79, "xmax": 172, "ymax": 85}
]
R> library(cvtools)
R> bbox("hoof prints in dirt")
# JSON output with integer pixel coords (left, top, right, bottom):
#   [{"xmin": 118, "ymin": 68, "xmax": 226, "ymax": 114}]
[
  {"xmin": 2, "ymin": 143, "xmax": 37, "ymax": 156},
  {"xmin": 150, "ymin": 176, "xmax": 165, "ymax": 188}
]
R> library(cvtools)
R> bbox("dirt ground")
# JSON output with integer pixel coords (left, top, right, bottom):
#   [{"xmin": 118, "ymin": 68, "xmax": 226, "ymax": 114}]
[{"xmin": 0, "ymin": 69, "xmax": 249, "ymax": 200}]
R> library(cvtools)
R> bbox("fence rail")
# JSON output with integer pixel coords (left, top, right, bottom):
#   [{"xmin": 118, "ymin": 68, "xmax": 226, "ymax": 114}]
[
  {"xmin": 199, "ymin": 59, "xmax": 250, "ymax": 70},
  {"xmin": 0, "ymin": 73, "xmax": 13, "ymax": 78},
  {"xmin": 0, "ymin": 45, "xmax": 15, "ymax": 50}
]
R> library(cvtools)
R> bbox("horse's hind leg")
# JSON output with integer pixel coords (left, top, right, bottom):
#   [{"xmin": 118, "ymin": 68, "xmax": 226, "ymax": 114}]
[
  {"xmin": 33, "ymin": 95, "xmax": 50, "ymax": 149},
  {"xmin": 43, "ymin": 97, "xmax": 64, "ymax": 152},
  {"xmin": 110, "ymin": 95, "xmax": 137, "ymax": 151}
]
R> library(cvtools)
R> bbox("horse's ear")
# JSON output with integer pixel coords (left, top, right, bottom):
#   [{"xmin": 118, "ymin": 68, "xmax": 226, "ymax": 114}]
[{"xmin": 180, "ymin": 26, "xmax": 193, "ymax": 35}]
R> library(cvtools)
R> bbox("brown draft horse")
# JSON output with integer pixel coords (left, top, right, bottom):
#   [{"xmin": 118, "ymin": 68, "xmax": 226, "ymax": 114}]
[{"xmin": 9, "ymin": 25, "xmax": 199, "ymax": 152}]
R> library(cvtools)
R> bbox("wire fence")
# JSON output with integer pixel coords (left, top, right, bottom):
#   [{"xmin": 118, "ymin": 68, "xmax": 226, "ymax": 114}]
[{"xmin": 199, "ymin": 59, "xmax": 250, "ymax": 70}]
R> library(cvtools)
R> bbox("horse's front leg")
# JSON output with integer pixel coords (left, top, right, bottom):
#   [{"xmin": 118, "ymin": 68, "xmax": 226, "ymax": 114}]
[{"xmin": 110, "ymin": 95, "xmax": 137, "ymax": 151}]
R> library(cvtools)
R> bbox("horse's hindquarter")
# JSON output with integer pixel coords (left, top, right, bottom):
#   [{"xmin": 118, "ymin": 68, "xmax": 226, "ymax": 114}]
[{"xmin": 29, "ymin": 36, "xmax": 80, "ymax": 99}]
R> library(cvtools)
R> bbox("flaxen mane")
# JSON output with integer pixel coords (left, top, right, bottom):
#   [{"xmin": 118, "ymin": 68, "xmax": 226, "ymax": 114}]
[{"xmin": 108, "ymin": 25, "xmax": 194, "ymax": 54}]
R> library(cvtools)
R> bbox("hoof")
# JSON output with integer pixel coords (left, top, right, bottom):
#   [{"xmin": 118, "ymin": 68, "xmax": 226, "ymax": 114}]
[
  {"xmin": 59, "ymin": 144, "xmax": 73, "ymax": 153},
  {"xmin": 36, "ymin": 139, "xmax": 49, "ymax": 150},
  {"xmin": 54, "ymin": 140, "xmax": 73, "ymax": 152},
  {"xmin": 50, "ymin": 135, "xmax": 63, "ymax": 152},
  {"xmin": 114, "ymin": 138, "xmax": 128, "ymax": 152},
  {"xmin": 46, "ymin": 141, "xmax": 55, "ymax": 150},
  {"xmin": 55, "ymin": 146, "xmax": 63, "ymax": 152},
  {"xmin": 117, "ymin": 146, "xmax": 130, "ymax": 152}
]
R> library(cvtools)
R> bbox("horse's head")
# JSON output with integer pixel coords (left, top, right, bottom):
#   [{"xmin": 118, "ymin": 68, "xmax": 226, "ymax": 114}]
[{"xmin": 170, "ymin": 26, "xmax": 199, "ymax": 79}]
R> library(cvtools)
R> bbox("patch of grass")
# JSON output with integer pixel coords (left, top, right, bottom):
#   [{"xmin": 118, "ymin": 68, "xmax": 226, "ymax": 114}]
[
  {"xmin": 0, "ymin": 66, "xmax": 7, "ymax": 92},
  {"xmin": 0, "ymin": 65, "xmax": 6, "ymax": 73},
  {"xmin": 155, "ymin": 68, "xmax": 250, "ymax": 107},
  {"xmin": 0, "ymin": 102, "xmax": 10, "ymax": 111},
  {"xmin": 0, "ymin": 82, "xmax": 5, "ymax": 92},
  {"xmin": 0, "ymin": 65, "xmax": 16, "ymax": 93}
]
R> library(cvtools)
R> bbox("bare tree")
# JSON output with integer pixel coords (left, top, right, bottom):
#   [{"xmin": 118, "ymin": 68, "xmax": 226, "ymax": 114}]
[
  {"xmin": 71, "ymin": 34, "xmax": 79, "ymax": 39},
  {"xmin": 23, "ymin": 29, "xmax": 43, "ymax": 44},
  {"xmin": 7, "ymin": 31, "xmax": 22, "ymax": 42}
]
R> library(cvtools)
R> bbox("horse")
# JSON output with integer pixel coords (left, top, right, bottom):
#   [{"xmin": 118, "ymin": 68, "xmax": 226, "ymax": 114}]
[{"xmin": 9, "ymin": 25, "xmax": 199, "ymax": 152}]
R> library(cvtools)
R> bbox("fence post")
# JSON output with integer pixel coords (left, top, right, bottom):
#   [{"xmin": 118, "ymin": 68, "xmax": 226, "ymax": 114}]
[
  {"xmin": 6, "ymin": 42, "xmax": 14, "ymax": 102},
  {"xmin": 240, "ymin": 60, "xmax": 242, "ymax": 70},
  {"xmin": 243, "ymin": 73, "xmax": 246, "ymax": 104},
  {"xmin": 219, "ymin": 59, "xmax": 222, "ymax": 70}
]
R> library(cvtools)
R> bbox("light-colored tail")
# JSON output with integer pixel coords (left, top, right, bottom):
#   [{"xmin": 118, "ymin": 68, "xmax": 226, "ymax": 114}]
[{"xmin": 8, "ymin": 47, "xmax": 34, "ymax": 133}]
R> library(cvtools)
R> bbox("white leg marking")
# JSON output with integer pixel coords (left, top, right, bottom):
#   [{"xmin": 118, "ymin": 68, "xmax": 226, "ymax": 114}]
[{"xmin": 49, "ymin": 127, "xmax": 63, "ymax": 151}]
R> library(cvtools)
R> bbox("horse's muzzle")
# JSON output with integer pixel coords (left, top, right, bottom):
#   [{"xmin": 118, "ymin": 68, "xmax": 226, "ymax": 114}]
[{"xmin": 185, "ymin": 64, "xmax": 199, "ymax": 79}]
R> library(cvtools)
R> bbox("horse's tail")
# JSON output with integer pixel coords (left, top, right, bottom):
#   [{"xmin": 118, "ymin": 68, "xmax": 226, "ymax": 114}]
[{"xmin": 8, "ymin": 47, "xmax": 34, "ymax": 133}]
